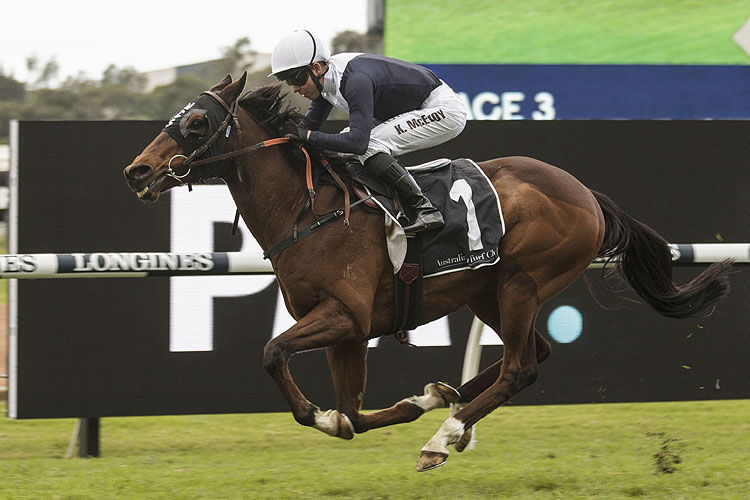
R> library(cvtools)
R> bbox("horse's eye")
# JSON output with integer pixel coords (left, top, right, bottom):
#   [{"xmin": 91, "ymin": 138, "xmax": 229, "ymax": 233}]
[{"xmin": 189, "ymin": 116, "xmax": 207, "ymax": 130}]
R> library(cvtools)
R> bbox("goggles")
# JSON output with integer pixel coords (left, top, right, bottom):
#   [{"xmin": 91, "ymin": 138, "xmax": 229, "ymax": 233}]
[{"xmin": 277, "ymin": 66, "xmax": 311, "ymax": 87}]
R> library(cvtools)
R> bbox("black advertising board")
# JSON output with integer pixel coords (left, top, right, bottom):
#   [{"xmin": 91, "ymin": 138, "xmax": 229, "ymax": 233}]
[{"xmin": 7, "ymin": 120, "xmax": 750, "ymax": 418}]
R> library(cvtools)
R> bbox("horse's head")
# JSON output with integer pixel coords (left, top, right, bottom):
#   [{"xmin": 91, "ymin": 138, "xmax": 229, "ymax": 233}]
[{"xmin": 123, "ymin": 73, "xmax": 247, "ymax": 201}]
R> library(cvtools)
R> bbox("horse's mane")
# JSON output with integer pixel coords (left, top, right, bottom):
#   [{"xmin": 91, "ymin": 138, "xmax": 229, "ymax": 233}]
[
  {"xmin": 238, "ymin": 84, "xmax": 304, "ymax": 135},
  {"xmin": 237, "ymin": 84, "xmax": 346, "ymax": 169}
]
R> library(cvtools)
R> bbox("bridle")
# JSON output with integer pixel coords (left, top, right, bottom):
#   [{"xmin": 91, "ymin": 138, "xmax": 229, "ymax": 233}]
[
  {"xmin": 162, "ymin": 88, "xmax": 353, "ymax": 247},
  {"xmin": 165, "ymin": 90, "xmax": 302, "ymax": 183},
  {"xmin": 163, "ymin": 89, "xmax": 243, "ymax": 187}
]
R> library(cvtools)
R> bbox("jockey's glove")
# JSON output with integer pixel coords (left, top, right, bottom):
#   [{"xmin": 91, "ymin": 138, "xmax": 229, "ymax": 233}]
[{"xmin": 284, "ymin": 126, "xmax": 309, "ymax": 144}]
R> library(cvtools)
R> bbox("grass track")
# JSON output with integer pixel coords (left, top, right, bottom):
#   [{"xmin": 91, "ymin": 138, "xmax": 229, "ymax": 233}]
[{"xmin": 2, "ymin": 399, "xmax": 749, "ymax": 499}]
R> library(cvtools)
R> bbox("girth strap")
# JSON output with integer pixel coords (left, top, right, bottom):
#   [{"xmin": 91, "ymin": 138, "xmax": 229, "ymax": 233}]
[{"xmin": 391, "ymin": 235, "xmax": 424, "ymax": 344}]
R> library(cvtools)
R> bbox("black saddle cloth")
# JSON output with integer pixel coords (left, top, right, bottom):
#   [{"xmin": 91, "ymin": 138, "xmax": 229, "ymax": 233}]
[{"xmin": 345, "ymin": 158, "xmax": 505, "ymax": 277}]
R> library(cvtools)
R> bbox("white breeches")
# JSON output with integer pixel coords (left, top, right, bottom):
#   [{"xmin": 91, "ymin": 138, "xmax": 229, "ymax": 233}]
[{"xmin": 359, "ymin": 81, "xmax": 467, "ymax": 162}]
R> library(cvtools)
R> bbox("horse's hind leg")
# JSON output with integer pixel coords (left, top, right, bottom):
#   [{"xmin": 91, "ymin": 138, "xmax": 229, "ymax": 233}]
[
  {"xmin": 452, "ymin": 289, "xmax": 552, "ymax": 454},
  {"xmin": 450, "ymin": 327, "xmax": 551, "ymax": 452},
  {"xmin": 417, "ymin": 264, "xmax": 542, "ymax": 471},
  {"xmin": 326, "ymin": 342, "xmax": 460, "ymax": 434},
  {"xmin": 456, "ymin": 327, "xmax": 551, "ymax": 403}
]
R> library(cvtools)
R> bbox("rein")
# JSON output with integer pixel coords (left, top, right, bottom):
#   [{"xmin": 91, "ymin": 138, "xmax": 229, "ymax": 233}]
[
  {"xmin": 187, "ymin": 136, "xmax": 290, "ymax": 168},
  {"xmin": 185, "ymin": 136, "xmax": 351, "ymax": 227}
]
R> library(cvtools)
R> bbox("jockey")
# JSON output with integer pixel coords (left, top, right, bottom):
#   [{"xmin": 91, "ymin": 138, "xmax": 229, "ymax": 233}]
[{"xmin": 269, "ymin": 30, "xmax": 467, "ymax": 234}]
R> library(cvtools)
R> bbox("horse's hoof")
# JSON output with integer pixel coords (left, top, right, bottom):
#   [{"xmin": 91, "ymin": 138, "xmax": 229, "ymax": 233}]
[
  {"xmin": 426, "ymin": 382, "xmax": 461, "ymax": 406},
  {"xmin": 336, "ymin": 412, "xmax": 355, "ymax": 440},
  {"xmin": 416, "ymin": 450, "xmax": 449, "ymax": 472},
  {"xmin": 453, "ymin": 426, "xmax": 474, "ymax": 452},
  {"xmin": 314, "ymin": 409, "xmax": 354, "ymax": 440}
]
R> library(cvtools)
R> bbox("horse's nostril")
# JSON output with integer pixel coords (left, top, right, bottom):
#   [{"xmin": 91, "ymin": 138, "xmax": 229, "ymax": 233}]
[{"xmin": 125, "ymin": 164, "xmax": 154, "ymax": 181}]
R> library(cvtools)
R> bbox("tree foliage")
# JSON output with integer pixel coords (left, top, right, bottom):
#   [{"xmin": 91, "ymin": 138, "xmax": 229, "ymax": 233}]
[
  {"xmin": 148, "ymin": 74, "xmax": 213, "ymax": 119},
  {"xmin": 0, "ymin": 38, "xmax": 262, "ymax": 142},
  {"xmin": 331, "ymin": 30, "xmax": 381, "ymax": 54},
  {"xmin": 0, "ymin": 73, "xmax": 25, "ymax": 101},
  {"xmin": 0, "ymin": 32, "xmax": 370, "ymax": 142}
]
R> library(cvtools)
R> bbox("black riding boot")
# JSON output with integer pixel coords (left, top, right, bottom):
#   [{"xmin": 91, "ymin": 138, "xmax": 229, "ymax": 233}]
[{"xmin": 365, "ymin": 153, "xmax": 444, "ymax": 234}]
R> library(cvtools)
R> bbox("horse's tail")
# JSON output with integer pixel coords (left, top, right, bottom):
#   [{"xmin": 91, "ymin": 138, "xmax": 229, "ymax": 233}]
[{"xmin": 591, "ymin": 190, "xmax": 731, "ymax": 318}]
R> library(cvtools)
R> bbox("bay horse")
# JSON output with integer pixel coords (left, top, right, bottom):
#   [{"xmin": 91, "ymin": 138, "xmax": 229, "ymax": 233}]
[{"xmin": 123, "ymin": 73, "xmax": 731, "ymax": 471}]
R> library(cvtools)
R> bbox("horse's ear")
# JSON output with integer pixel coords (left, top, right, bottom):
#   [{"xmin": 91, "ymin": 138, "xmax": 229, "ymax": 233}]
[
  {"xmin": 220, "ymin": 72, "xmax": 247, "ymax": 104},
  {"xmin": 210, "ymin": 74, "xmax": 233, "ymax": 93}
]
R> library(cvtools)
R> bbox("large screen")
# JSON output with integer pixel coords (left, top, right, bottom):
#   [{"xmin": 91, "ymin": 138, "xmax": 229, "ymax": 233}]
[
  {"xmin": 384, "ymin": 0, "xmax": 749, "ymax": 64},
  {"xmin": 384, "ymin": 0, "xmax": 750, "ymax": 120}
]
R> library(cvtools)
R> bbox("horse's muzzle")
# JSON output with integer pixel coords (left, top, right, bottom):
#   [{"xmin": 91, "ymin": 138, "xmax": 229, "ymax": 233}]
[
  {"xmin": 124, "ymin": 163, "xmax": 154, "ymax": 184},
  {"xmin": 123, "ymin": 163, "xmax": 169, "ymax": 201}
]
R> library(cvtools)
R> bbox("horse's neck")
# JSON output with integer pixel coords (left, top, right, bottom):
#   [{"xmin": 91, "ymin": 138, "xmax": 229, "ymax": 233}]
[{"xmin": 224, "ymin": 120, "xmax": 308, "ymax": 252}]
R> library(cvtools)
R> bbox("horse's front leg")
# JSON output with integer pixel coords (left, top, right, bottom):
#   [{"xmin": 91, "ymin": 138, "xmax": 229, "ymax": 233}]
[
  {"xmin": 262, "ymin": 297, "xmax": 361, "ymax": 439},
  {"xmin": 326, "ymin": 341, "xmax": 460, "ymax": 434}
]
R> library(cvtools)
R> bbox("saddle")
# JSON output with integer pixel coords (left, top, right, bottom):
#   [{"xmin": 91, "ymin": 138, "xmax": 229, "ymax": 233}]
[{"xmin": 338, "ymin": 157, "xmax": 505, "ymax": 341}]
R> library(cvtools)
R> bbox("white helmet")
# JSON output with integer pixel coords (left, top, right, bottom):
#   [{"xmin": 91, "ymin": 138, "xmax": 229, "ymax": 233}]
[{"xmin": 269, "ymin": 30, "xmax": 331, "ymax": 77}]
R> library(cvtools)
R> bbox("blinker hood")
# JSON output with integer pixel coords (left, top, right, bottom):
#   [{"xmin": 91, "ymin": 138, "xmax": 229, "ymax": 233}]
[{"xmin": 163, "ymin": 92, "xmax": 233, "ymax": 159}]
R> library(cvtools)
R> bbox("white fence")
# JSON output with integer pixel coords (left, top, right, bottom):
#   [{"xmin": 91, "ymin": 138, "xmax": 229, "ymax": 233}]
[{"xmin": 2, "ymin": 243, "xmax": 748, "ymax": 279}]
